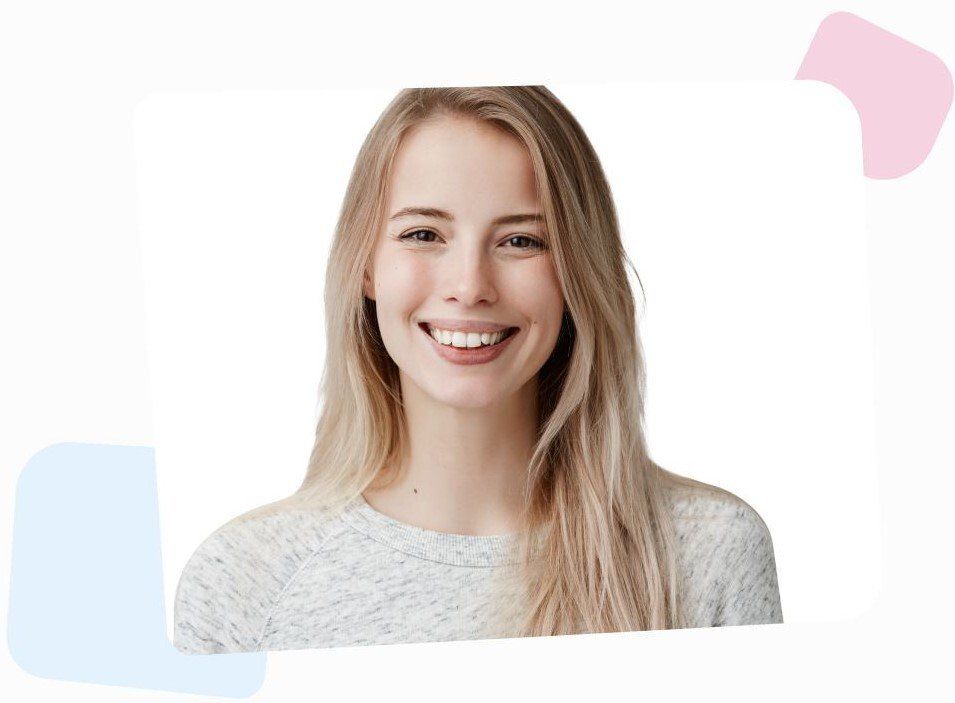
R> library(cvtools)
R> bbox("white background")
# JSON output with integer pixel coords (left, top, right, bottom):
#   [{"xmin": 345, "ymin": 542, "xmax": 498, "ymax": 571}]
[
  {"xmin": 135, "ymin": 81, "xmax": 877, "ymax": 639},
  {"xmin": 2, "ymin": 1, "xmax": 952, "ymax": 701}
]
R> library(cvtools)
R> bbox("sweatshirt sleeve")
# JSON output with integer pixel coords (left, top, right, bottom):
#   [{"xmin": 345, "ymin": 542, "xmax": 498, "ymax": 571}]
[
  {"xmin": 172, "ymin": 523, "xmax": 271, "ymax": 654},
  {"xmin": 708, "ymin": 510, "xmax": 783, "ymax": 627},
  {"xmin": 172, "ymin": 507, "xmax": 338, "ymax": 654}
]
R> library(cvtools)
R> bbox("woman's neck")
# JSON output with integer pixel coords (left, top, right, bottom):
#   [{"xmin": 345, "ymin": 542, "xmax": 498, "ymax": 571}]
[{"xmin": 362, "ymin": 374, "xmax": 538, "ymax": 536}]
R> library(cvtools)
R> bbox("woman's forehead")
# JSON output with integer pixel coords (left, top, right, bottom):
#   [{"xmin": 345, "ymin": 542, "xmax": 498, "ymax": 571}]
[{"xmin": 387, "ymin": 116, "xmax": 539, "ymax": 213}]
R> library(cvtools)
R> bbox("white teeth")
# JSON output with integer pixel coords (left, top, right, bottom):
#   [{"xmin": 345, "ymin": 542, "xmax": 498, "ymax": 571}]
[{"xmin": 426, "ymin": 325, "xmax": 510, "ymax": 349}]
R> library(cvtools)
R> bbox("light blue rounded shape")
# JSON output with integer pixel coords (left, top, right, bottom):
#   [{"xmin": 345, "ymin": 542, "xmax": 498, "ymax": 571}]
[{"xmin": 8, "ymin": 442, "xmax": 266, "ymax": 697}]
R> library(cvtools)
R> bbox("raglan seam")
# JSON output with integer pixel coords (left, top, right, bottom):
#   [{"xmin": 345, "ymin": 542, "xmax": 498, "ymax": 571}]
[{"xmin": 253, "ymin": 519, "xmax": 349, "ymax": 650}]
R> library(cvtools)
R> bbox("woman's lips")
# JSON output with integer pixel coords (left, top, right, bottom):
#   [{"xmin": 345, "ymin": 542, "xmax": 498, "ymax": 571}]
[{"xmin": 419, "ymin": 324, "xmax": 519, "ymax": 366}]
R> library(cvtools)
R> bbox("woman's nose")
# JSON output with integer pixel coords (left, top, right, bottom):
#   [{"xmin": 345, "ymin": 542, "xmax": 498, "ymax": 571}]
[{"xmin": 444, "ymin": 241, "xmax": 498, "ymax": 306}]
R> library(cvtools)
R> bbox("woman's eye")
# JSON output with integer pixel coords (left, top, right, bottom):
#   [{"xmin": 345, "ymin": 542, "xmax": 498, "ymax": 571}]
[
  {"xmin": 399, "ymin": 229, "xmax": 439, "ymax": 243},
  {"xmin": 504, "ymin": 235, "xmax": 545, "ymax": 251}
]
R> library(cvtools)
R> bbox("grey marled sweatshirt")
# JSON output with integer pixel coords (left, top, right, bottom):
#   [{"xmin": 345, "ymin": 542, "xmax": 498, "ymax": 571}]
[{"xmin": 173, "ymin": 483, "xmax": 782, "ymax": 654}]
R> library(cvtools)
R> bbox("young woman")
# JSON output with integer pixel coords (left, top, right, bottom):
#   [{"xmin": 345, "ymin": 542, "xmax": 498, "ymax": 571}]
[{"xmin": 173, "ymin": 86, "xmax": 782, "ymax": 654}]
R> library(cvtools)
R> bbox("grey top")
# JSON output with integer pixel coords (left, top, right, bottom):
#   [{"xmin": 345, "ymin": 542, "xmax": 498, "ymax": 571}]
[{"xmin": 173, "ymin": 484, "xmax": 783, "ymax": 654}]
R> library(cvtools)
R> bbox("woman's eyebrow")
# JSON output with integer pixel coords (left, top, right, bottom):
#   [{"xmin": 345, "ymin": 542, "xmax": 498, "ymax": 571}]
[
  {"xmin": 389, "ymin": 206, "xmax": 453, "ymax": 221},
  {"xmin": 492, "ymin": 213, "xmax": 544, "ymax": 226},
  {"xmin": 389, "ymin": 206, "xmax": 543, "ymax": 227}
]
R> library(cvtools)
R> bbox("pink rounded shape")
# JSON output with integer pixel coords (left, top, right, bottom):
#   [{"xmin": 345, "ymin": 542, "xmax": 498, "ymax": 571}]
[{"xmin": 796, "ymin": 12, "xmax": 953, "ymax": 179}]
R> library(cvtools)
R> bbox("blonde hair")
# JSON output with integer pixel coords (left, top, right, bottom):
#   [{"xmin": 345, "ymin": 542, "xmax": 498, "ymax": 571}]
[{"xmin": 252, "ymin": 86, "xmax": 714, "ymax": 636}]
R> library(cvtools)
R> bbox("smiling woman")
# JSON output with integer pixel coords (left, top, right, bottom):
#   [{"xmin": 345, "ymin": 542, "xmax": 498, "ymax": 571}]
[{"xmin": 172, "ymin": 86, "xmax": 782, "ymax": 654}]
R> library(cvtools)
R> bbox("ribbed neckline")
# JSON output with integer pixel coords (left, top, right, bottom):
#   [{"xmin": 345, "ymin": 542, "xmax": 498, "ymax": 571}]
[{"xmin": 338, "ymin": 493, "xmax": 527, "ymax": 567}]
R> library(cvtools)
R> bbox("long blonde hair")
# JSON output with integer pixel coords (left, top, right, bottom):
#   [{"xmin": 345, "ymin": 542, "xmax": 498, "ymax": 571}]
[{"xmin": 257, "ymin": 86, "xmax": 709, "ymax": 636}]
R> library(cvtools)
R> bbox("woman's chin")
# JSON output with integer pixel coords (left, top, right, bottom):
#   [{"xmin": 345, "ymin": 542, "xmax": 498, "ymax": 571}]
[{"xmin": 425, "ymin": 385, "xmax": 503, "ymax": 410}]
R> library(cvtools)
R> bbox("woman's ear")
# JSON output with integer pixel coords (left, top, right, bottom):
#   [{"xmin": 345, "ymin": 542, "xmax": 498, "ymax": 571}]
[{"xmin": 363, "ymin": 269, "xmax": 375, "ymax": 301}]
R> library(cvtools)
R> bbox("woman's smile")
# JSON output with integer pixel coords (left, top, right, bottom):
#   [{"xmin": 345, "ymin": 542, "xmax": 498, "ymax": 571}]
[{"xmin": 417, "ymin": 321, "xmax": 521, "ymax": 366}]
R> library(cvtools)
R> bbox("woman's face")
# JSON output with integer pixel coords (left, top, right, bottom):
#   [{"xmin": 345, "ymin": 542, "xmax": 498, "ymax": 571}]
[{"xmin": 364, "ymin": 114, "xmax": 565, "ymax": 409}]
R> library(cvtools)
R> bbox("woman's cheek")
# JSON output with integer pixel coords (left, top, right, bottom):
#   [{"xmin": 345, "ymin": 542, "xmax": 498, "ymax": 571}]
[
  {"xmin": 395, "ymin": 256, "xmax": 432, "ymax": 307},
  {"xmin": 510, "ymin": 256, "xmax": 562, "ymax": 314},
  {"xmin": 378, "ymin": 250, "xmax": 429, "ymax": 300}
]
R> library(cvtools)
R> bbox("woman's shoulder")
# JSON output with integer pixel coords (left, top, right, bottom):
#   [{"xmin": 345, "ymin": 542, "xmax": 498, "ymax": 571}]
[
  {"xmin": 660, "ymin": 472, "xmax": 783, "ymax": 627},
  {"xmin": 172, "ymin": 498, "xmax": 349, "ymax": 654},
  {"xmin": 663, "ymin": 474, "xmax": 772, "ymax": 535}
]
